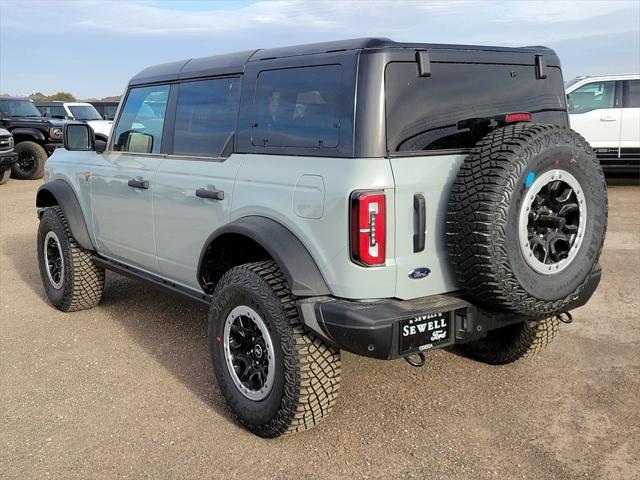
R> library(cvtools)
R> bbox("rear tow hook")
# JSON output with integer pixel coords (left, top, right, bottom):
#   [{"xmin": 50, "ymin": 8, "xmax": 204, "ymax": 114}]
[
  {"xmin": 555, "ymin": 312, "xmax": 573, "ymax": 324},
  {"xmin": 404, "ymin": 352, "xmax": 426, "ymax": 367}
]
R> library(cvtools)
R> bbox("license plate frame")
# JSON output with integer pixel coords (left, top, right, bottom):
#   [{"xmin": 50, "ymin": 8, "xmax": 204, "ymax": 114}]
[{"xmin": 398, "ymin": 311, "xmax": 453, "ymax": 355}]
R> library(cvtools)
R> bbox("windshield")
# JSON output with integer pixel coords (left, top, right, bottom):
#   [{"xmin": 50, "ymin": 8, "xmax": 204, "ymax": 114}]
[
  {"xmin": 0, "ymin": 100, "xmax": 43, "ymax": 117},
  {"xmin": 564, "ymin": 77, "xmax": 586, "ymax": 90},
  {"xmin": 68, "ymin": 105, "xmax": 102, "ymax": 121}
]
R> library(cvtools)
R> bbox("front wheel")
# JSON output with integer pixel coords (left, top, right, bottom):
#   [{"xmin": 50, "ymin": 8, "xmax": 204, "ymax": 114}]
[
  {"xmin": 12, "ymin": 141, "xmax": 47, "ymax": 180},
  {"xmin": 0, "ymin": 168, "xmax": 10, "ymax": 185},
  {"xmin": 208, "ymin": 261, "xmax": 341, "ymax": 437},
  {"xmin": 37, "ymin": 206, "xmax": 105, "ymax": 311}
]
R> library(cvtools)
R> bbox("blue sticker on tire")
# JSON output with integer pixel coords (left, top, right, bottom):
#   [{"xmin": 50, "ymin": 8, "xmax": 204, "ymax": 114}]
[{"xmin": 525, "ymin": 171, "xmax": 536, "ymax": 188}]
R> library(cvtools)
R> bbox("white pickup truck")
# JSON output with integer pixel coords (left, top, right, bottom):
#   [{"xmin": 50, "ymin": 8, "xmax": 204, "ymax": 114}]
[{"xmin": 566, "ymin": 74, "xmax": 640, "ymax": 174}]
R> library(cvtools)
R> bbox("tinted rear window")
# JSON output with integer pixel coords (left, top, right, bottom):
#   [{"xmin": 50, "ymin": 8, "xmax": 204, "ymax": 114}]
[
  {"xmin": 252, "ymin": 65, "xmax": 341, "ymax": 148},
  {"xmin": 173, "ymin": 77, "xmax": 240, "ymax": 157},
  {"xmin": 385, "ymin": 62, "xmax": 567, "ymax": 153}
]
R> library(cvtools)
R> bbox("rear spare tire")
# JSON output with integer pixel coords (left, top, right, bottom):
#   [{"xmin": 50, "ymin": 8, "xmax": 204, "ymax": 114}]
[{"xmin": 447, "ymin": 124, "xmax": 607, "ymax": 318}]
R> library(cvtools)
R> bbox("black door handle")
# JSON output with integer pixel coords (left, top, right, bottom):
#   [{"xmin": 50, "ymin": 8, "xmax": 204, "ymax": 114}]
[
  {"xmin": 196, "ymin": 188, "xmax": 224, "ymax": 200},
  {"xmin": 413, "ymin": 193, "xmax": 426, "ymax": 252},
  {"xmin": 128, "ymin": 178, "xmax": 149, "ymax": 189}
]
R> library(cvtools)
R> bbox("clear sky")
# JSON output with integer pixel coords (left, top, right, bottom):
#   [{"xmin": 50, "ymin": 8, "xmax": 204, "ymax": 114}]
[{"xmin": 1, "ymin": 0, "xmax": 638, "ymax": 99}]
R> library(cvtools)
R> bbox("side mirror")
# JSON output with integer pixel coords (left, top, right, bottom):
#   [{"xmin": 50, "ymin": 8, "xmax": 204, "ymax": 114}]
[
  {"xmin": 64, "ymin": 123, "xmax": 95, "ymax": 151},
  {"xmin": 95, "ymin": 139, "xmax": 107, "ymax": 154}
]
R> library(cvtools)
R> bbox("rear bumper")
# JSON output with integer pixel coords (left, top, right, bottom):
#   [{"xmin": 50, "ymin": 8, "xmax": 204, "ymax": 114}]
[{"xmin": 298, "ymin": 264, "xmax": 602, "ymax": 360}]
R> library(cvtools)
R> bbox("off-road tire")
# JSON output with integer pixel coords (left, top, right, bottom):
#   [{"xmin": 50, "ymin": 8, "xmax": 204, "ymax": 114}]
[
  {"xmin": 460, "ymin": 317, "xmax": 561, "ymax": 365},
  {"xmin": 209, "ymin": 260, "xmax": 341, "ymax": 438},
  {"xmin": 12, "ymin": 141, "xmax": 47, "ymax": 180},
  {"xmin": 447, "ymin": 124, "xmax": 607, "ymax": 318},
  {"xmin": 37, "ymin": 206, "xmax": 105, "ymax": 311},
  {"xmin": 0, "ymin": 168, "xmax": 10, "ymax": 185}
]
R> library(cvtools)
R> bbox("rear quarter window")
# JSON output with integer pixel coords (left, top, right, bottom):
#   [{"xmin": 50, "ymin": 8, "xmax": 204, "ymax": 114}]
[
  {"xmin": 385, "ymin": 62, "xmax": 567, "ymax": 154},
  {"xmin": 252, "ymin": 65, "xmax": 341, "ymax": 149}
]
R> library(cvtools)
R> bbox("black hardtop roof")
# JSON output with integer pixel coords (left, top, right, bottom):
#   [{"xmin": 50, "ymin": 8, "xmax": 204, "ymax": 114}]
[{"xmin": 129, "ymin": 37, "xmax": 556, "ymax": 86}]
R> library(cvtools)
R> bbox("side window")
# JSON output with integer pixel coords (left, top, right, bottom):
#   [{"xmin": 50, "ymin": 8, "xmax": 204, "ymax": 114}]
[
  {"xmin": 105, "ymin": 105, "xmax": 118, "ymax": 120},
  {"xmin": 252, "ymin": 65, "xmax": 341, "ymax": 148},
  {"xmin": 567, "ymin": 81, "xmax": 616, "ymax": 114},
  {"xmin": 39, "ymin": 105, "xmax": 67, "ymax": 118},
  {"xmin": 624, "ymin": 80, "xmax": 640, "ymax": 108},
  {"xmin": 52, "ymin": 106, "xmax": 68, "ymax": 118},
  {"xmin": 112, "ymin": 85, "xmax": 170, "ymax": 154},
  {"xmin": 172, "ymin": 77, "xmax": 240, "ymax": 157}
]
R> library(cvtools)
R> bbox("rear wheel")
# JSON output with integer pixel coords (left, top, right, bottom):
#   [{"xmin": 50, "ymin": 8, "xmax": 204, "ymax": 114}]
[
  {"xmin": 37, "ymin": 206, "xmax": 105, "ymax": 311},
  {"xmin": 460, "ymin": 317, "xmax": 561, "ymax": 365},
  {"xmin": 12, "ymin": 141, "xmax": 47, "ymax": 180},
  {"xmin": 209, "ymin": 261, "xmax": 341, "ymax": 437}
]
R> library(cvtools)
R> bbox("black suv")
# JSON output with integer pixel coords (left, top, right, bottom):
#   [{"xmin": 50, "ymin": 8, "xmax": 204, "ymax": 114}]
[{"xmin": 0, "ymin": 97, "xmax": 65, "ymax": 180}]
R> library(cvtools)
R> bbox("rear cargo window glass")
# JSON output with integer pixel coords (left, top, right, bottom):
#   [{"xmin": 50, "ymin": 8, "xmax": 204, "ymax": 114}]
[
  {"xmin": 113, "ymin": 85, "xmax": 169, "ymax": 154},
  {"xmin": 385, "ymin": 62, "xmax": 567, "ymax": 154},
  {"xmin": 567, "ymin": 81, "xmax": 615, "ymax": 114},
  {"xmin": 173, "ymin": 77, "xmax": 240, "ymax": 157},
  {"xmin": 252, "ymin": 65, "xmax": 340, "ymax": 148}
]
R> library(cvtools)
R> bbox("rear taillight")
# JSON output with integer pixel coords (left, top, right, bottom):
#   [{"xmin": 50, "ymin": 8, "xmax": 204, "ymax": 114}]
[
  {"xmin": 350, "ymin": 191, "xmax": 386, "ymax": 266},
  {"xmin": 502, "ymin": 112, "xmax": 532, "ymax": 123}
]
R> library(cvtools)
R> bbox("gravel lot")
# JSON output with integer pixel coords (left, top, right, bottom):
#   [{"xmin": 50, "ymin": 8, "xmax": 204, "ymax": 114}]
[{"xmin": 1, "ymin": 178, "xmax": 638, "ymax": 480}]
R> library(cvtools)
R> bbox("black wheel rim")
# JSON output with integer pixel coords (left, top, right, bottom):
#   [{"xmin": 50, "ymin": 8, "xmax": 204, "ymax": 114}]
[
  {"xmin": 223, "ymin": 305, "xmax": 275, "ymax": 400},
  {"xmin": 44, "ymin": 231, "xmax": 64, "ymax": 289},
  {"xmin": 17, "ymin": 150, "xmax": 36, "ymax": 173},
  {"xmin": 519, "ymin": 169, "xmax": 586, "ymax": 274}
]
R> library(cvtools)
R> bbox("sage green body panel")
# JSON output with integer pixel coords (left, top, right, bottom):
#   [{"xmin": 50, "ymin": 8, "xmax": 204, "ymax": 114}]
[
  {"xmin": 44, "ymin": 149, "xmax": 461, "ymax": 301},
  {"xmin": 390, "ymin": 154, "xmax": 465, "ymax": 300},
  {"xmin": 154, "ymin": 155, "xmax": 242, "ymax": 287},
  {"xmin": 233, "ymin": 154, "xmax": 397, "ymax": 299},
  {"xmin": 90, "ymin": 151, "xmax": 162, "ymax": 272}
]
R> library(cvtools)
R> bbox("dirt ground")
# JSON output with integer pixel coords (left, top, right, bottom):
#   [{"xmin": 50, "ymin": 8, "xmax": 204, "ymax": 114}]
[{"xmin": 1, "ymin": 178, "xmax": 638, "ymax": 480}]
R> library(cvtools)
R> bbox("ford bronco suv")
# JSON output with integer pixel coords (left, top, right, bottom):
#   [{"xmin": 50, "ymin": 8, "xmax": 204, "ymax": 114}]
[
  {"xmin": 35, "ymin": 38, "xmax": 607, "ymax": 438},
  {"xmin": 0, "ymin": 97, "xmax": 65, "ymax": 180}
]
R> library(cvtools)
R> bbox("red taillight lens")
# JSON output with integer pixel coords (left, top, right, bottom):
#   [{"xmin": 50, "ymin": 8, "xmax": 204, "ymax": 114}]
[
  {"xmin": 350, "ymin": 191, "xmax": 386, "ymax": 266},
  {"xmin": 504, "ymin": 112, "xmax": 532, "ymax": 123}
]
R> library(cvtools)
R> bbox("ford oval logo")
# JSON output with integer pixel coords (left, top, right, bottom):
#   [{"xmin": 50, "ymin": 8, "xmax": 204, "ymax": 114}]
[{"xmin": 408, "ymin": 267, "xmax": 431, "ymax": 279}]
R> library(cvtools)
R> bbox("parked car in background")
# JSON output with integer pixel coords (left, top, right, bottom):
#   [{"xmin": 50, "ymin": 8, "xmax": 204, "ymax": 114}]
[
  {"xmin": 0, "ymin": 128, "xmax": 18, "ymax": 185},
  {"xmin": 89, "ymin": 101, "xmax": 119, "ymax": 121},
  {"xmin": 566, "ymin": 74, "xmax": 640, "ymax": 174},
  {"xmin": 0, "ymin": 97, "xmax": 64, "ymax": 180},
  {"xmin": 35, "ymin": 101, "xmax": 113, "ymax": 141}
]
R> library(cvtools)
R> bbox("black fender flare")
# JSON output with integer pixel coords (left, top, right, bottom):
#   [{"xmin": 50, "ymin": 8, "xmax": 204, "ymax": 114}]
[
  {"xmin": 197, "ymin": 216, "xmax": 330, "ymax": 297},
  {"xmin": 10, "ymin": 127, "xmax": 46, "ymax": 142},
  {"xmin": 36, "ymin": 180, "xmax": 95, "ymax": 251}
]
